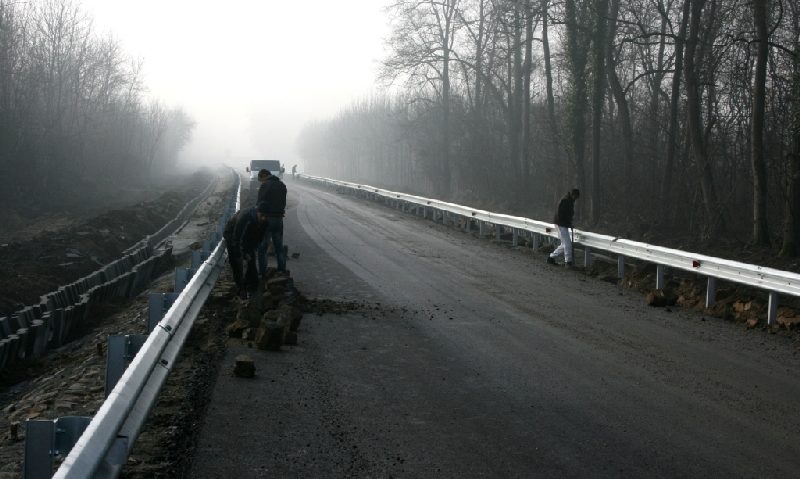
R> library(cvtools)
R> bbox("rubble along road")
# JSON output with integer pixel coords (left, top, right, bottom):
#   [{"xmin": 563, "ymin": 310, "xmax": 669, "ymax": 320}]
[{"xmin": 189, "ymin": 179, "xmax": 800, "ymax": 478}]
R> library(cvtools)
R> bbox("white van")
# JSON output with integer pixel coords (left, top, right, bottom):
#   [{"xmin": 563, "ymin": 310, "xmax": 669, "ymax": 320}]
[{"xmin": 246, "ymin": 160, "xmax": 283, "ymax": 180}]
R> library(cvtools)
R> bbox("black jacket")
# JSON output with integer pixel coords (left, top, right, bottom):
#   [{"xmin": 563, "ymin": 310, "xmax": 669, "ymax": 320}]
[
  {"xmin": 257, "ymin": 176, "xmax": 287, "ymax": 217},
  {"xmin": 223, "ymin": 207, "xmax": 265, "ymax": 256},
  {"xmin": 553, "ymin": 194, "xmax": 575, "ymax": 227}
]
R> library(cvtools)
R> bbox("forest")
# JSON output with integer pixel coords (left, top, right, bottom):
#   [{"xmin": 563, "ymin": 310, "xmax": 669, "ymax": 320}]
[
  {"xmin": 297, "ymin": 0, "xmax": 800, "ymax": 255},
  {"xmin": 0, "ymin": 0, "xmax": 194, "ymax": 216}
]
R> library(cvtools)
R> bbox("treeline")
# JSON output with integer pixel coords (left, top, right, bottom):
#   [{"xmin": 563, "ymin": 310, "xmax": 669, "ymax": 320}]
[
  {"xmin": 297, "ymin": 0, "xmax": 800, "ymax": 253},
  {"xmin": 0, "ymin": 0, "xmax": 194, "ymax": 211}
]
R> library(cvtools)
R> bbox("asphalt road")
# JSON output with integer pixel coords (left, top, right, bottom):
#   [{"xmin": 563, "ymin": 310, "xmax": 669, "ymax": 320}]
[{"xmin": 189, "ymin": 179, "xmax": 800, "ymax": 478}]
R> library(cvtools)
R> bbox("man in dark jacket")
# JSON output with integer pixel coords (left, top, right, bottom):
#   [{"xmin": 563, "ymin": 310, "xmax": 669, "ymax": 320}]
[
  {"xmin": 256, "ymin": 170, "xmax": 288, "ymax": 275},
  {"xmin": 548, "ymin": 189, "xmax": 580, "ymax": 266},
  {"xmin": 224, "ymin": 202, "xmax": 269, "ymax": 297}
]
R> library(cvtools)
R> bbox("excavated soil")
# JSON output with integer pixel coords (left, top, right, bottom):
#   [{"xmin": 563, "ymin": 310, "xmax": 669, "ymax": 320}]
[{"xmin": 0, "ymin": 171, "xmax": 212, "ymax": 315}]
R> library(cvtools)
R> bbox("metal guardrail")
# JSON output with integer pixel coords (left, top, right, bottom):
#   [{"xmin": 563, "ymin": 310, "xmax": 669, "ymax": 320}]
[
  {"xmin": 299, "ymin": 173, "xmax": 798, "ymax": 324},
  {"xmin": 27, "ymin": 171, "xmax": 240, "ymax": 478}
]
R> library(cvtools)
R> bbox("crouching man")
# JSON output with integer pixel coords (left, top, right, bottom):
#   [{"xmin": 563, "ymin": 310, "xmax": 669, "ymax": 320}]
[{"xmin": 223, "ymin": 202, "xmax": 269, "ymax": 297}]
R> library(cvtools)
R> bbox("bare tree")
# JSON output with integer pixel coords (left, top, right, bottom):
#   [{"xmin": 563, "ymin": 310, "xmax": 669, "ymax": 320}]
[{"xmin": 750, "ymin": 0, "xmax": 770, "ymax": 244}]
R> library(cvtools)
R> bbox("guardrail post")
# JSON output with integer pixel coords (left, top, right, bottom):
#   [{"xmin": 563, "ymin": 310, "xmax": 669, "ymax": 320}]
[
  {"xmin": 479, "ymin": 221, "xmax": 487, "ymax": 237},
  {"xmin": 105, "ymin": 334, "xmax": 147, "ymax": 396},
  {"xmin": 495, "ymin": 225, "xmax": 501, "ymax": 241},
  {"xmin": 191, "ymin": 250, "xmax": 203, "ymax": 270},
  {"xmin": 583, "ymin": 247, "xmax": 593, "ymax": 267},
  {"xmin": 705, "ymin": 277, "xmax": 717, "ymax": 308},
  {"xmin": 617, "ymin": 255, "xmax": 625, "ymax": 278},
  {"xmin": 23, "ymin": 419, "xmax": 53, "ymax": 479},
  {"xmin": 174, "ymin": 267, "xmax": 192, "ymax": 294},
  {"xmin": 531, "ymin": 233, "xmax": 540, "ymax": 250},
  {"xmin": 768, "ymin": 291, "xmax": 779, "ymax": 325},
  {"xmin": 512, "ymin": 229, "xmax": 519, "ymax": 246},
  {"xmin": 24, "ymin": 416, "xmax": 91, "ymax": 479},
  {"xmin": 656, "ymin": 265, "xmax": 666, "ymax": 290},
  {"xmin": 463, "ymin": 217, "xmax": 470, "ymax": 232},
  {"xmin": 148, "ymin": 293, "xmax": 179, "ymax": 332}
]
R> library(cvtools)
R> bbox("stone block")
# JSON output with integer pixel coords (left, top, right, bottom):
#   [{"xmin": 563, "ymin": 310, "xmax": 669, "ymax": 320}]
[
  {"xmin": 255, "ymin": 322, "xmax": 284, "ymax": 351},
  {"xmin": 233, "ymin": 355, "xmax": 255, "ymax": 378}
]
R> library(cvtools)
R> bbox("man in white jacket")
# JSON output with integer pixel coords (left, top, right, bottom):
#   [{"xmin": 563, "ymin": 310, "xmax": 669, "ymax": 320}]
[{"xmin": 547, "ymin": 189, "xmax": 580, "ymax": 266}]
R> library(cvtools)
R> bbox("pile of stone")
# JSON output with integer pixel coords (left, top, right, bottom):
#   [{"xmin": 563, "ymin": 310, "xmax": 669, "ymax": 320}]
[{"xmin": 225, "ymin": 270, "xmax": 303, "ymax": 352}]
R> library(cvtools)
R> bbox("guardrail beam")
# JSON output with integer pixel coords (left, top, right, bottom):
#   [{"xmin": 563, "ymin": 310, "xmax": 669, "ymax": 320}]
[{"xmin": 299, "ymin": 174, "xmax": 800, "ymax": 315}]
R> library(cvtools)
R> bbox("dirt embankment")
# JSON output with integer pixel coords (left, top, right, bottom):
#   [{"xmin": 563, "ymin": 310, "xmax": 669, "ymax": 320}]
[{"xmin": 0, "ymin": 171, "xmax": 212, "ymax": 315}]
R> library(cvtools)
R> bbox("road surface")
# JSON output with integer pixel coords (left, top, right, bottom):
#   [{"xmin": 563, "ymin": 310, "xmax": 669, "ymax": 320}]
[{"xmin": 190, "ymin": 179, "xmax": 800, "ymax": 478}]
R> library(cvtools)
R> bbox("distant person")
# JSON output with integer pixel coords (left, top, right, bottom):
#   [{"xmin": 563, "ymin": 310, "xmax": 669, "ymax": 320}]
[
  {"xmin": 224, "ymin": 202, "xmax": 269, "ymax": 298},
  {"xmin": 256, "ymin": 169, "xmax": 288, "ymax": 276},
  {"xmin": 291, "ymin": 164, "xmax": 297, "ymax": 178},
  {"xmin": 548, "ymin": 188, "xmax": 580, "ymax": 267}
]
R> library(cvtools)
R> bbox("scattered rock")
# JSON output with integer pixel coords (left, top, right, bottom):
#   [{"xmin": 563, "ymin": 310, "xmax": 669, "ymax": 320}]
[
  {"xmin": 733, "ymin": 301, "xmax": 753, "ymax": 313},
  {"xmin": 645, "ymin": 289, "xmax": 677, "ymax": 307},
  {"xmin": 225, "ymin": 318, "xmax": 250, "ymax": 338},
  {"xmin": 746, "ymin": 318, "xmax": 760, "ymax": 329}
]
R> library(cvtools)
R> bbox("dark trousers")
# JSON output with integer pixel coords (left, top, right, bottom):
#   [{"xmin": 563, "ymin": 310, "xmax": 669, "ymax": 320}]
[
  {"xmin": 225, "ymin": 243, "xmax": 258, "ymax": 291},
  {"xmin": 257, "ymin": 217, "xmax": 286, "ymax": 273}
]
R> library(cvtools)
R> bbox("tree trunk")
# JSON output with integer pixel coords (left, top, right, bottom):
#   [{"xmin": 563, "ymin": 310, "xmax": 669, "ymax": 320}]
[
  {"xmin": 684, "ymin": 0, "xmax": 724, "ymax": 239},
  {"xmin": 606, "ymin": 0, "xmax": 633, "ymax": 212},
  {"xmin": 511, "ymin": 3, "xmax": 524, "ymax": 186},
  {"xmin": 541, "ymin": 0, "xmax": 563, "ymax": 190},
  {"xmin": 780, "ymin": 11, "xmax": 800, "ymax": 256},
  {"xmin": 565, "ymin": 0, "xmax": 589, "ymax": 194},
  {"xmin": 441, "ymin": 1, "xmax": 454, "ymax": 199},
  {"xmin": 647, "ymin": 11, "xmax": 668, "ymax": 207},
  {"xmin": 662, "ymin": 0, "xmax": 690, "ymax": 216},
  {"xmin": 590, "ymin": 0, "xmax": 609, "ymax": 224},
  {"xmin": 521, "ymin": 0, "xmax": 534, "ymax": 191},
  {"xmin": 750, "ymin": 0, "xmax": 770, "ymax": 245}
]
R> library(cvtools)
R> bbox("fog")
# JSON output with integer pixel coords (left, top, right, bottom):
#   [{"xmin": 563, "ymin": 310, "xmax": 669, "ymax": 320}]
[{"xmin": 81, "ymin": 0, "xmax": 391, "ymax": 170}]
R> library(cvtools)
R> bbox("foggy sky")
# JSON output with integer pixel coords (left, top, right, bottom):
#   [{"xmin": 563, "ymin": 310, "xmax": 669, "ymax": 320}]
[{"xmin": 81, "ymin": 0, "xmax": 390, "ymax": 170}]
